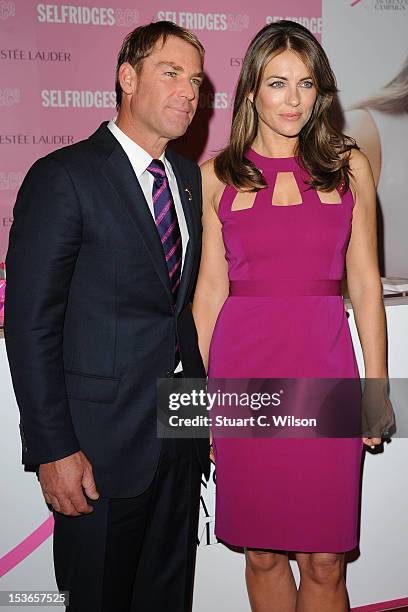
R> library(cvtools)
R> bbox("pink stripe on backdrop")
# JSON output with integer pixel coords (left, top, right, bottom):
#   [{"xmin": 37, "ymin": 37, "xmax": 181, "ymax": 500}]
[
  {"xmin": 0, "ymin": 515, "xmax": 54, "ymax": 578},
  {"xmin": 351, "ymin": 597, "xmax": 408, "ymax": 611}
]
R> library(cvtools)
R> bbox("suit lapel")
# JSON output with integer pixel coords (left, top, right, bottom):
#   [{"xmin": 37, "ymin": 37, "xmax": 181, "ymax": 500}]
[
  {"xmin": 92, "ymin": 125, "xmax": 173, "ymax": 303},
  {"xmin": 89, "ymin": 124, "xmax": 197, "ymax": 311},
  {"xmin": 166, "ymin": 150, "xmax": 197, "ymax": 314}
]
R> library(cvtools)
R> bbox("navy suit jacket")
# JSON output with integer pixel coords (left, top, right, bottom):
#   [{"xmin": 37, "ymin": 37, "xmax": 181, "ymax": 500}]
[{"xmin": 5, "ymin": 122, "xmax": 210, "ymax": 497}]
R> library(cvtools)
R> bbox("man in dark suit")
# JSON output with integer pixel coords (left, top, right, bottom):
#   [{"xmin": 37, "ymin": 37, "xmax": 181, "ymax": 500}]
[{"xmin": 5, "ymin": 21, "xmax": 209, "ymax": 612}]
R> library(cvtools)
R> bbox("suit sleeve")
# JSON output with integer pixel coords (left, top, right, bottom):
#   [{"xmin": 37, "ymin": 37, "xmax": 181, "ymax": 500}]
[{"xmin": 4, "ymin": 156, "xmax": 82, "ymax": 465}]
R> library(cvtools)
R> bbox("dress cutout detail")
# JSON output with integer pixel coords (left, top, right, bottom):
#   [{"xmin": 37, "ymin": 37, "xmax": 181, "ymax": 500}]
[{"xmin": 272, "ymin": 171, "xmax": 303, "ymax": 206}]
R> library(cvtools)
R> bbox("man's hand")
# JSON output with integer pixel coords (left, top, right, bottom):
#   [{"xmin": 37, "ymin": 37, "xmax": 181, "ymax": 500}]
[{"xmin": 39, "ymin": 451, "xmax": 99, "ymax": 516}]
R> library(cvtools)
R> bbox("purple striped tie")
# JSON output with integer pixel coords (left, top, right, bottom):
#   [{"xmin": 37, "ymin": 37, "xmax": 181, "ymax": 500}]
[{"xmin": 147, "ymin": 159, "xmax": 183, "ymax": 302}]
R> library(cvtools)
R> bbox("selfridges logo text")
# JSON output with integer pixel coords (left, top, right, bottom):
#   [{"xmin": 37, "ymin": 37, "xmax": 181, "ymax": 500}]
[
  {"xmin": 41, "ymin": 90, "xmax": 116, "ymax": 108},
  {"xmin": 0, "ymin": 88, "xmax": 20, "ymax": 106},
  {"xmin": 199, "ymin": 92, "xmax": 229, "ymax": 110},
  {"xmin": 0, "ymin": 172, "xmax": 23, "ymax": 190},
  {"xmin": 36, "ymin": 4, "xmax": 140, "ymax": 26},
  {"xmin": 1, "ymin": 49, "xmax": 71, "ymax": 62},
  {"xmin": 0, "ymin": 1, "xmax": 15, "ymax": 19},
  {"xmin": 266, "ymin": 15, "xmax": 322, "ymax": 34},
  {"xmin": 157, "ymin": 11, "xmax": 249, "ymax": 31}
]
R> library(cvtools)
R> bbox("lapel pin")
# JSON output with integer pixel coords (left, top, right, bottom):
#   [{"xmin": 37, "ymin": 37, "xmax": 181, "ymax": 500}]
[{"xmin": 184, "ymin": 187, "xmax": 193, "ymax": 201}]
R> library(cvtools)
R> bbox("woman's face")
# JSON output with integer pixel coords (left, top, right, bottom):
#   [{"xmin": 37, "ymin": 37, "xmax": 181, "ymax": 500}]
[{"xmin": 250, "ymin": 49, "xmax": 318, "ymax": 140}]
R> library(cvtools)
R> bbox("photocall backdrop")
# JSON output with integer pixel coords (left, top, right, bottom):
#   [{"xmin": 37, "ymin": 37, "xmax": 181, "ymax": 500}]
[{"xmin": 0, "ymin": 0, "xmax": 407, "ymax": 610}]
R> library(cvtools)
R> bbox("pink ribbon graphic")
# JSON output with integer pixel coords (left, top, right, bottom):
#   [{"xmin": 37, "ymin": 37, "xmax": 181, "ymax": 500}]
[
  {"xmin": 0, "ymin": 515, "xmax": 54, "ymax": 578},
  {"xmin": 350, "ymin": 0, "xmax": 364, "ymax": 6}
]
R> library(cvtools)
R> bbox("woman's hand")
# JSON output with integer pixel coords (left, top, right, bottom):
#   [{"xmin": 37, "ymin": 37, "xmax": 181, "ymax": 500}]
[
  {"xmin": 361, "ymin": 378, "xmax": 395, "ymax": 449},
  {"xmin": 209, "ymin": 431, "xmax": 215, "ymax": 463},
  {"xmin": 362, "ymin": 436, "xmax": 382, "ymax": 449},
  {"xmin": 210, "ymin": 445, "xmax": 215, "ymax": 463}
]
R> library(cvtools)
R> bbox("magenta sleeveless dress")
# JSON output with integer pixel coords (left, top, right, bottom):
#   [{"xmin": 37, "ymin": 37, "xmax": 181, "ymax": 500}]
[{"xmin": 208, "ymin": 149, "xmax": 363, "ymax": 552}]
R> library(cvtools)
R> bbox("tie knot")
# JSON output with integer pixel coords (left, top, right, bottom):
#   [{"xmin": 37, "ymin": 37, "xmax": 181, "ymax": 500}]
[{"xmin": 147, "ymin": 159, "xmax": 167, "ymax": 182}]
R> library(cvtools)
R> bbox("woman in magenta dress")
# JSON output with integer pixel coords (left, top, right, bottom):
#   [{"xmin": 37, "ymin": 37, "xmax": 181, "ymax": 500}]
[{"xmin": 193, "ymin": 21, "xmax": 387, "ymax": 612}]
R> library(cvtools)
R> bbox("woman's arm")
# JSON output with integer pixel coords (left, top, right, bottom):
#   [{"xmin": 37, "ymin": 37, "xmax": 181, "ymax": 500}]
[
  {"xmin": 346, "ymin": 149, "xmax": 387, "ymax": 378},
  {"xmin": 346, "ymin": 149, "xmax": 388, "ymax": 445},
  {"xmin": 192, "ymin": 159, "xmax": 229, "ymax": 373}
]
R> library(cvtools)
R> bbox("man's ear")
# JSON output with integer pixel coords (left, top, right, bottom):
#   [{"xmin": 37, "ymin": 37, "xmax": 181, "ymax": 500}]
[{"xmin": 118, "ymin": 62, "xmax": 136, "ymax": 97}]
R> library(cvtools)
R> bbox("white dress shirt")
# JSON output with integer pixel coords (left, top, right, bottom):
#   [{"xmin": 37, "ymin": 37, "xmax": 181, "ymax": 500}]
[{"xmin": 107, "ymin": 120, "xmax": 188, "ymax": 372}]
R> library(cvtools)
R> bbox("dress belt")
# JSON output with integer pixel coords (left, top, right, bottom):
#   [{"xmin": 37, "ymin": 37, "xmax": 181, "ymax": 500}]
[{"xmin": 229, "ymin": 279, "xmax": 342, "ymax": 297}]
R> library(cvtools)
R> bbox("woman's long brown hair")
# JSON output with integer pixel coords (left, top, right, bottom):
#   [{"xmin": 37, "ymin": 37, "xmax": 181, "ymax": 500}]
[{"xmin": 214, "ymin": 21, "xmax": 357, "ymax": 193}]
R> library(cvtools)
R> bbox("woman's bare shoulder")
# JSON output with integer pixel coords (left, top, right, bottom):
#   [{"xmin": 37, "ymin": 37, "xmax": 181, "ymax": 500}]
[
  {"xmin": 200, "ymin": 157, "xmax": 224, "ymax": 186},
  {"xmin": 340, "ymin": 147, "xmax": 372, "ymax": 180},
  {"xmin": 200, "ymin": 157, "xmax": 227, "ymax": 211},
  {"xmin": 347, "ymin": 147, "xmax": 371, "ymax": 173},
  {"xmin": 346, "ymin": 148, "xmax": 376, "ymax": 204},
  {"xmin": 348, "ymin": 148, "xmax": 375, "ymax": 195}
]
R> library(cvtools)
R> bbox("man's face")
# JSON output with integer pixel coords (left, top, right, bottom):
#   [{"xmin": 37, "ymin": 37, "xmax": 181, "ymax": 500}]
[{"xmin": 124, "ymin": 35, "xmax": 203, "ymax": 143}]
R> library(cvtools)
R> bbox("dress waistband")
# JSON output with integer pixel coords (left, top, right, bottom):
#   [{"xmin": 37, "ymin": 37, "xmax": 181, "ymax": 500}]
[{"xmin": 229, "ymin": 279, "xmax": 342, "ymax": 297}]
